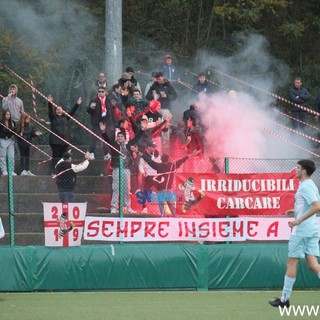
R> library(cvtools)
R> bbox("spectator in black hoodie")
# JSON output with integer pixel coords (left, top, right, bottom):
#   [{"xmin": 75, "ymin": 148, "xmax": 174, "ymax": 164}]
[
  {"xmin": 146, "ymin": 72, "xmax": 177, "ymax": 111},
  {"xmin": 48, "ymin": 95, "xmax": 82, "ymax": 174},
  {"xmin": 55, "ymin": 151, "xmax": 90, "ymax": 203},
  {"xmin": 54, "ymin": 151, "xmax": 90, "ymax": 238}
]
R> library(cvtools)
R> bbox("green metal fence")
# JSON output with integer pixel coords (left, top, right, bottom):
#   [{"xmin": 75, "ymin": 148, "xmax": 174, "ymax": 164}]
[{"xmin": 1, "ymin": 154, "xmax": 320, "ymax": 246}]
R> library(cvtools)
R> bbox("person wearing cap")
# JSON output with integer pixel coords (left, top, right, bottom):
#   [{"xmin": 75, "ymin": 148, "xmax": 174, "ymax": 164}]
[
  {"xmin": 144, "ymin": 100, "xmax": 166, "ymax": 153},
  {"xmin": 54, "ymin": 151, "xmax": 91, "ymax": 238},
  {"xmin": 125, "ymin": 67, "xmax": 142, "ymax": 94},
  {"xmin": 160, "ymin": 54, "xmax": 179, "ymax": 81},
  {"xmin": 138, "ymin": 140, "xmax": 160, "ymax": 214},
  {"xmin": 55, "ymin": 151, "xmax": 91, "ymax": 203},
  {"xmin": 48, "ymin": 95, "xmax": 82, "ymax": 174},
  {"xmin": 2, "ymin": 84, "xmax": 24, "ymax": 123},
  {"xmin": 145, "ymin": 100, "xmax": 163, "ymax": 128},
  {"xmin": 118, "ymin": 72, "xmax": 137, "ymax": 104},
  {"xmin": 145, "ymin": 72, "xmax": 177, "ymax": 111}
]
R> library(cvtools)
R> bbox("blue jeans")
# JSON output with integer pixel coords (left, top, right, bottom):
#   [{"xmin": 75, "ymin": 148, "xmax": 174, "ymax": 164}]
[
  {"xmin": 59, "ymin": 191, "xmax": 74, "ymax": 203},
  {"xmin": 111, "ymin": 168, "xmax": 131, "ymax": 210}
]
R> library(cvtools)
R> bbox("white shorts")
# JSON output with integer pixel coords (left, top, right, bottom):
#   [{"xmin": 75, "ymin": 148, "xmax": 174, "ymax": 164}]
[{"xmin": 288, "ymin": 235, "xmax": 320, "ymax": 258}]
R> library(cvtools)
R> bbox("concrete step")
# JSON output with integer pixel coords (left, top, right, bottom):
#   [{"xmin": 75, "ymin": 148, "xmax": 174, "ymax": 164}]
[
  {"xmin": 0, "ymin": 193, "xmax": 111, "ymax": 213},
  {"xmin": 1, "ymin": 233, "xmax": 45, "ymax": 246},
  {"xmin": 0, "ymin": 176, "xmax": 112, "ymax": 194},
  {"xmin": 12, "ymin": 159, "xmax": 111, "ymax": 176},
  {"xmin": 10, "ymin": 144, "xmax": 112, "ymax": 176},
  {"xmin": 25, "ymin": 144, "xmax": 105, "ymax": 159},
  {"xmin": 2, "ymin": 213, "xmax": 44, "ymax": 232},
  {"xmin": 0, "ymin": 143, "xmax": 148, "ymax": 246}
]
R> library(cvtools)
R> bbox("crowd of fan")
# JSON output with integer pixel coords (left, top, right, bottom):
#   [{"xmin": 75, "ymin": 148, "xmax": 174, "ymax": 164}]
[{"xmin": 1, "ymin": 56, "xmax": 317, "ymax": 214}]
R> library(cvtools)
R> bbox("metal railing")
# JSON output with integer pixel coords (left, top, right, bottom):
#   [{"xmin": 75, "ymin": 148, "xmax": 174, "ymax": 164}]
[{"xmin": 1, "ymin": 155, "xmax": 319, "ymax": 246}]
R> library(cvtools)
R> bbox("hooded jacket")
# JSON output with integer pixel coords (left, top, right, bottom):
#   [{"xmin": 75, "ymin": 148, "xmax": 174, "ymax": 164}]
[
  {"xmin": 2, "ymin": 84, "xmax": 24, "ymax": 123},
  {"xmin": 48, "ymin": 101, "xmax": 80, "ymax": 145},
  {"xmin": 145, "ymin": 80, "xmax": 177, "ymax": 110}
]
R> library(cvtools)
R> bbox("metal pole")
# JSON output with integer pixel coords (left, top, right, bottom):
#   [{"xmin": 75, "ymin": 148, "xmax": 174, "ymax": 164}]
[
  {"xmin": 105, "ymin": 0, "xmax": 123, "ymax": 85},
  {"xmin": 224, "ymin": 157, "xmax": 229, "ymax": 174},
  {"xmin": 119, "ymin": 155, "xmax": 124, "ymax": 218},
  {"xmin": 7, "ymin": 155, "xmax": 15, "ymax": 246},
  {"xmin": 224, "ymin": 157, "xmax": 230, "ymax": 245}
]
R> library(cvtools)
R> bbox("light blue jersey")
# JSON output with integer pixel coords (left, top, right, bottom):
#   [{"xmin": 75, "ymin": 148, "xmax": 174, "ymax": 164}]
[{"xmin": 292, "ymin": 179, "xmax": 320, "ymax": 237}]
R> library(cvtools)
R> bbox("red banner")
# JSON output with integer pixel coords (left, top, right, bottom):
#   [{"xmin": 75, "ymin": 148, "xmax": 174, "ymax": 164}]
[{"xmin": 174, "ymin": 172, "xmax": 298, "ymax": 216}]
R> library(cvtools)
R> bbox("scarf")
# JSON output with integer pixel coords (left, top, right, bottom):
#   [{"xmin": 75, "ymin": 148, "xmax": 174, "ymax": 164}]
[{"xmin": 99, "ymin": 96, "xmax": 106, "ymax": 117}]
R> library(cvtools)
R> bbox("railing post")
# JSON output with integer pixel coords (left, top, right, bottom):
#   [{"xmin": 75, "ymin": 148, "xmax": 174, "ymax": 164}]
[
  {"xmin": 119, "ymin": 155, "xmax": 124, "ymax": 218},
  {"xmin": 224, "ymin": 157, "xmax": 229, "ymax": 174},
  {"xmin": 7, "ymin": 155, "xmax": 15, "ymax": 246},
  {"xmin": 224, "ymin": 157, "xmax": 230, "ymax": 245}
]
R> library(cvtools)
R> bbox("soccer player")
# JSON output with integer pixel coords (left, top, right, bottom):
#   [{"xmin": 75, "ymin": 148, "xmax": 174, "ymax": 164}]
[{"xmin": 269, "ymin": 159, "xmax": 320, "ymax": 308}]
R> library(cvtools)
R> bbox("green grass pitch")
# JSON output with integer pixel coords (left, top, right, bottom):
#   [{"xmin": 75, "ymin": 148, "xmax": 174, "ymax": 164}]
[{"xmin": 1, "ymin": 290, "xmax": 320, "ymax": 320}]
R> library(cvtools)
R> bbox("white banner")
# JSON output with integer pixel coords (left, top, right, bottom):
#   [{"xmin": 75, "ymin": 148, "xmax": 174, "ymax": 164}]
[
  {"xmin": 83, "ymin": 216, "xmax": 320, "ymax": 242},
  {"xmin": 43, "ymin": 202, "xmax": 87, "ymax": 247}
]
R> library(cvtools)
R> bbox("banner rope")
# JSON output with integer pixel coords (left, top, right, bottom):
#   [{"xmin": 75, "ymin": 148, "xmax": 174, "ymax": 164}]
[
  {"xmin": 0, "ymin": 92, "xmax": 85, "ymax": 155},
  {"xmin": 210, "ymin": 67, "xmax": 320, "ymax": 117},
  {"xmin": 4, "ymin": 65, "xmax": 124, "ymax": 156},
  {"xmin": 0, "ymin": 122, "xmax": 52, "ymax": 163},
  {"xmin": 262, "ymin": 126, "xmax": 320, "ymax": 158}
]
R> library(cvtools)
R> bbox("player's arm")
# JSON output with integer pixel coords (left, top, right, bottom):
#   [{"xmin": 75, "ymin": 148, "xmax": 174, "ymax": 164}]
[
  {"xmin": 289, "ymin": 201, "xmax": 320, "ymax": 227},
  {"xmin": 285, "ymin": 209, "xmax": 295, "ymax": 217}
]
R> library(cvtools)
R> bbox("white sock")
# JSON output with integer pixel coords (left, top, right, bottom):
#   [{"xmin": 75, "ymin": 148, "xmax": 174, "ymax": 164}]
[{"xmin": 281, "ymin": 275, "xmax": 296, "ymax": 302}]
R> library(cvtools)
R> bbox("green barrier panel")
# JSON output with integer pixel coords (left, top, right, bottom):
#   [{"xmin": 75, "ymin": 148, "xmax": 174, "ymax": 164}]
[
  {"xmin": 0, "ymin": 246, "xmax": 33, "ymax": 291},
  {"xmin": 0, "ymin": 244, "xmax": 319, "ymax": 292},
  {"xmin": 32, "ymin": 244, "xmax": 198, "ymax": 291},
  {"xmin": 206, "ymin": 244, "xmax": 319, "ymax": 289}
]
